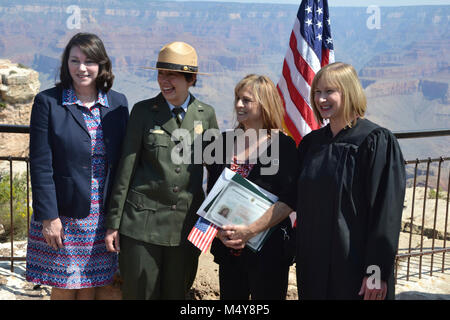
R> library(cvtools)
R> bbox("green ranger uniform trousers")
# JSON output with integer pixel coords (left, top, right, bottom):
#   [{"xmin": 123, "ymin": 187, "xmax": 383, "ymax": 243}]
[{"xmin": 119, "ymin": 234, "xmax": 200, "ymax": 300}]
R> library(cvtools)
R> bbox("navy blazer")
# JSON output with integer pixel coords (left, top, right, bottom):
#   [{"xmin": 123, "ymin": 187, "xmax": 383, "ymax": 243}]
[{"xmin": 29, "ymin": 86, "xmax": 129, "ymax": 221}]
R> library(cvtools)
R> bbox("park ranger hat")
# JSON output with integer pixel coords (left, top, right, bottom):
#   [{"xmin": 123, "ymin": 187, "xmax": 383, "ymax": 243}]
[{"xmin": 144, "ymin": 41, "xmax": 209, "ymax": 75}]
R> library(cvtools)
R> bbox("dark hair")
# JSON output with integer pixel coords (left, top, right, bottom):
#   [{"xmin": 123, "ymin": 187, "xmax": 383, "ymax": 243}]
[
  {"xmin": 183, "ymin": 72, "xmax": 197, "ymax": 87},
  {"xmin": 57, "ymin": 33, "xmax": 114, "ymax": 92}
]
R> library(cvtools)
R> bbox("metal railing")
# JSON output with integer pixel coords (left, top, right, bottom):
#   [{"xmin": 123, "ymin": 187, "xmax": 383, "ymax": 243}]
[
  {"xmin": 0, "ymin": 124, "xmax": 449, "ymax": 283},
  {"xmin": 0, "ymin": 157, "xmax": 30, "ymax": 268},
  {"xmin": 394, "ymin": 156, "xmax": 450, "ymax": 283},
  {"xmin": 390, "ymin": 128, "xmax": 450, "ymax": 283},
  {"xmin": 0, "ymin": 125, "xmax": 31, "ymax": 271}
]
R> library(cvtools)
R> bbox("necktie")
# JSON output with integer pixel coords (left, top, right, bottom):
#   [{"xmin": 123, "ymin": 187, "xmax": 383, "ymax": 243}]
[{"xmin": 172, "ymin": 107, "xmax": 183, "ymax": 127}]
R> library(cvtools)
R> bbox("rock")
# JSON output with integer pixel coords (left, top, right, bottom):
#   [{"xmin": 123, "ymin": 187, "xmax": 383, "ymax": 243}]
[
  {"xmin": 402, "ymin": 187, "xmax": 449, "ymax": 239},
  {"xmin": 0, "ymin": 59, "xmax": 40, "ymax": 104},
  {"xmin": 0, "ymin": 224, "xmax": 4, "ymax": 236},
  {"xmin": 0, "ymin": 59, "xmax": 40, "ymax": 172},
  {"xmin": 0, "ymin": 288, "xmax": 16, "ymax": 300},
  {"xmin": 396, "ymin": 273, "xmax": 450, "ymax": 300},
  {"xmin": 364, "ymin": 79, "xmax": 421, "ymax": 99},
  {"xmin": 359, "ymin": 40, "xmax": 449, "ymax": 102}
]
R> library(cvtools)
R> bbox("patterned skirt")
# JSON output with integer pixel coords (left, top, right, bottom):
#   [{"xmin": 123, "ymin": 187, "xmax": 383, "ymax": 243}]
[{"xmin": 25, "ymin": 155, "xmax": 118, "ymax": 289}]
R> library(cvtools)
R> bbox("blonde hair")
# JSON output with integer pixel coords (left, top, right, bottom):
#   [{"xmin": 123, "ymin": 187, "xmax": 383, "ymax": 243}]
[
  {"xmin": 234, "ymin": 74, "xmax": 285, "ymax": 130},
  {"xmin": 310, "ymin": 62, "xmax": 367, "ymax": 127}
]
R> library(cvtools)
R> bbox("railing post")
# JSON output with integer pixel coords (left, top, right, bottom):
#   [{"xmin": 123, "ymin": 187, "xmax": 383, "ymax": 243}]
[
  {"xmin": 407, "ymin": 159, "xmax": 419, "ymax": 281},
  {"xmin": 443, "ymin": 170, "xmax": 450, "ymax": 272},
  {"xmin": 430, "ymin": 157, "xmax": 443, "ymax": 276},
  {"xmin": 419, "ymin": 158, "xmax": 431, "ymax": 279},
  {"xmin": 9, "ymin": 157, "xmax": 14, "ymax": 272}
]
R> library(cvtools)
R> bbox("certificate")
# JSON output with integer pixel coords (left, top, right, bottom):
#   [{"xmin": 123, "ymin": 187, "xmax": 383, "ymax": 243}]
[
  {"xmin": 199, "ymin": 168, "xmax": 278, "ymax": 251},
  {"xmin": 204, "ymin": 180, "xmax": 273, "ymax": 228}
]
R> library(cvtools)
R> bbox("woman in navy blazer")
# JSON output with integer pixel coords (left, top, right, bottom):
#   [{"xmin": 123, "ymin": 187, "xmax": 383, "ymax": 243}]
[{"xmin": 25, "ymin": 33, "xmax": 129, "ymax": 300}]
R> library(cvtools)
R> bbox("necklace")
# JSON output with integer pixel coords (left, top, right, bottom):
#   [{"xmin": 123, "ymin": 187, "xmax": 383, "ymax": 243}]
[
  {"xmin": 74, "ymin": 88, "xmax": 97, "ymax": 103},
  {"xmin": 77, "ymin": 94, "xmax": 97, "ymax": 103}
]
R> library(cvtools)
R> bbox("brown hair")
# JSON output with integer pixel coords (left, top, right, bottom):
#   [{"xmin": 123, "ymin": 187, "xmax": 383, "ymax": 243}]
[
  {"xmin": 234, "ymin": 74, "xmax": 285, "ymax": 130},
  {"xmin": 183, "ymin": 72, "xmax": 197, "ymax": 87},
  {"xmin": 57, "ymin": 33, "xmax": 114, "ymax": 92},
  {"xmin": 310, "ymin": 62, "xmax": 366, "ymax": 127}
]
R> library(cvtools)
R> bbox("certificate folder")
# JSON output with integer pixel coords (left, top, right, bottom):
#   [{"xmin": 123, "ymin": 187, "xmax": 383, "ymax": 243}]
[{"xmin": 198, "ymin": 167, "xmax": 278, "ymax": 252}]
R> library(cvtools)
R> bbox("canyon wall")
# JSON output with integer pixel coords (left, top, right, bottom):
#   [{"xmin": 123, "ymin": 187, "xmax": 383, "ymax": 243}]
[{"xmin": 0, "ymin": 59, "xmax": 40, "ymax": 164}]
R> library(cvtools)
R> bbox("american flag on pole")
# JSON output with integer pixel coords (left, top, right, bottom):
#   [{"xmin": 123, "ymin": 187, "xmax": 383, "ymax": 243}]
[
  {"xmin": 188, "ymin": 217, "xmax": 219, "ymax": 252},
  {"xmin": 277, "ymin": 0, "xmax": 335, "ymax": 145}
]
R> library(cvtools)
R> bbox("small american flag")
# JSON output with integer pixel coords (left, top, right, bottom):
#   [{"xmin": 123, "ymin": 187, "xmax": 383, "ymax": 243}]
[
  {"xmin": 277, "ymin": 0, "xmax": 335, "ymax": 145},
  {"xmin": 188, "ymin": 217, "xmax": 219, "ymax": 253}
]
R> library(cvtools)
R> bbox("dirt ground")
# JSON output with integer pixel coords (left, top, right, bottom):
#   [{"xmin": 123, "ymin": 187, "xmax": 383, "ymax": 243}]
[
  {"xmin": 1, "ymin": 234, "xmax": 449, "ymax": 300},
  {"xmin": 188, "ymin": 248, "xmax": 298, "ymax": 300}
]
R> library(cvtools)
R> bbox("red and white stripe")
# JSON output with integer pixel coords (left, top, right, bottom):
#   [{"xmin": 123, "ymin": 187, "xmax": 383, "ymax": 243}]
[
  {"xmin": 277, "ymin": 14, "xmax": 335, "ymax": 145},
  {"xmin": 187, "ymin": 223, "xmax": 219, "ymax": 253}
]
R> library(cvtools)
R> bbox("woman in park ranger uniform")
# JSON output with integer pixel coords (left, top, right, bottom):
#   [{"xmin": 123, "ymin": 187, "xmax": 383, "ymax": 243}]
[{"xmin": 104, "ymin": 41, "xmax": 219, "ymax": 299}]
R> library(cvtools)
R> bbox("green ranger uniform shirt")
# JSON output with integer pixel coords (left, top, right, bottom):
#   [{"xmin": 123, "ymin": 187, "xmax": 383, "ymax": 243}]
[{"xmin": 105, "ymin": 93, "xmax": 219, "ymax": 246}]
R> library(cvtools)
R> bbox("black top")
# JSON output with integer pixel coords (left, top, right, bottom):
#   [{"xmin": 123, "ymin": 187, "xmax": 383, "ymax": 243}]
[
  {"xmin": 206, "ymin": 130, "xmax": 300, "ymax": 265},
  {"xmin": 296, "ymin": 118, "xmax": 406, "ymax": 299}
]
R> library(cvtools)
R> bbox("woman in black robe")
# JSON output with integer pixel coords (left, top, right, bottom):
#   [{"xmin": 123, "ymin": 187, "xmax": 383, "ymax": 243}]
[{"xmin": 296, "ymin": 62, "xmax": 406, "ymax": 300}]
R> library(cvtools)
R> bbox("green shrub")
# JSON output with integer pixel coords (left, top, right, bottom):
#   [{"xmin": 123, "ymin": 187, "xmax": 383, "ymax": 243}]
[
  {"xmin": 428, "ymin": 188, "xmax": 448, "ymax": 201},
  {"xmin": 17, "ymin": 63, "xmax": 29, "ymax": 69},
  {"xmin": 0, "ymin": 171, "xmax": 32, "ymax": 241}
]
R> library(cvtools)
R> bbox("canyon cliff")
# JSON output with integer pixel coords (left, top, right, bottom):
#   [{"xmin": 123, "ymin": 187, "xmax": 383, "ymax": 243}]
[
  {"xmin": 360, "ymin": 40, "xmax": 449, "ymax": 103},
  {"xmin": 0, "ymin": 60, "xmax": 40, "ymax": 167},
  {"xmin": 0, "ymin": 1, "xmax": 448, "ymax": 160}
]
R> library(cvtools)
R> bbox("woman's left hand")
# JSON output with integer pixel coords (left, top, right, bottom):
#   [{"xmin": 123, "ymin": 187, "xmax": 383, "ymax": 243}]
[{"xmin": 358, "ymin": 276, "xmax": 387, "ymax": 300}]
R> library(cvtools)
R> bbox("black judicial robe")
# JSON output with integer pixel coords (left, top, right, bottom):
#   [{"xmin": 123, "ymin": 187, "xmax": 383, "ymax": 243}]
[{"xmin": 296, "ymin": 118, "xmax": 406, "ymax": 300}]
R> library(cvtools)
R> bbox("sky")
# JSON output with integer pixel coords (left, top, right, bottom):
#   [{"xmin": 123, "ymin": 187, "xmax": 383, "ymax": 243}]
[{"xmin": 172, "ymin": 0, "xmax": 450, "ymax": 6}]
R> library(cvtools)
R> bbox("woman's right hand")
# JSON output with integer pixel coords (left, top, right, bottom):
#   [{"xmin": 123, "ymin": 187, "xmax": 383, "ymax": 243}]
[
  {"xmin": 105, "ymin": 229, "xmax": 120, "ymax": 252},
  {"xmin": 216, "ymin": 227, "xmax": 245, "ymax": 250},
  {"xmin": 42, "ymin": 218, "xmax": 65, "ymax": 250}
]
